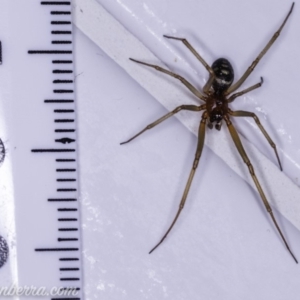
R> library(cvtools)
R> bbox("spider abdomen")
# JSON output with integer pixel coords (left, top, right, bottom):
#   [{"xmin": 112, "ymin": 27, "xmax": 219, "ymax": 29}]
[{"xmin": 212, "ymin": 58, "xmax": 234, "ymax": 93}]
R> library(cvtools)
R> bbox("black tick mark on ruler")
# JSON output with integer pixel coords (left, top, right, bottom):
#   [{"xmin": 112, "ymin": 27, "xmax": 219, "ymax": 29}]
[
  {"xmin": 51, "ymin": 11, "xmax": 71, "ymax": 15},
  {"xmin": 55, "ymin": 138, "xmax": 75, "ymax": 144}
]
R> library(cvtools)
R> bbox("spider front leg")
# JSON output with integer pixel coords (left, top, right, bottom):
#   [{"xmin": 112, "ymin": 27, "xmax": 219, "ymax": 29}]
[
  {"xmin": 163, "ymin": 35, "xmax": 215, "ymax": 78},
  {"xmin": 225, "ymin": 3, "xmax": 294, "ymax": 95},
  {"xmin": 120, "ymin": 104, "xmax": 206, "ymax": 145},
  {"xmin": 163, "ymin": 35, "xmax": 216, "ymax": 94},
  {"xmin": 130, "ymin": 58, "xmax": 206, "ymax": 101},
  {"xmin": 228, "ymin": 109, "xmax": 282, "ymax": 171},
  {"xmin": 224, "ymin": 115, "xmax": 297, "ymax": 263},
  {"xmin": 149, "ymin": 111, "xmax": 208, "ymax": 254},
  {"xmin": 228, "ymin": 77, "xmax": 263, "ymax": 103}
]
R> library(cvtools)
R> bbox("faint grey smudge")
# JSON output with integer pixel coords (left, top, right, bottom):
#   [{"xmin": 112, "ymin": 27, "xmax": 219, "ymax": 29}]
[
  {"xmin": 0, "ymin": 235, "xmax": 8, "ymax": 268},
  {"xmin": 0, "ymin": 139, "xmax": 5, "ymax": 164}
]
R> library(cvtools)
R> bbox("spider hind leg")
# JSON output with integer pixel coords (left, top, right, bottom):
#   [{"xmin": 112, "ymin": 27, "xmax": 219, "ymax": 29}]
[
  {"xmin": 224, "ymin": 115, "xmax": 297, "ymax": 263},
  {"xmin": 149, "ymin": 111, "xmax": 208, "ymax": 254}
]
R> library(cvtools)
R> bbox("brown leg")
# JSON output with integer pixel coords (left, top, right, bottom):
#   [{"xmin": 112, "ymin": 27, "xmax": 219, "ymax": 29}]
[
  {"xmin": 130, "ymin": 58, "xmax": 207, "ymax": 101},
  {"xmin": 163, "ymin": 35, "xmax": 215, "ymax": 78},
  {"xmin": 224, "ymin": 115, "xmax": 297, "ymax": 263},
  {"xmin": 228, "ymin": 77, "xmax": 263, "ymax": 102},
  {"xmin": 225, "ymin": 3, "xmax": 294, "ymax": 95},
  {"xmin": 149, "ymin": 111, "xmax": 208, "ymax": 254},
  {"xmin": 120, "ymin": 105, "xmax": 206, "ymax": 145},
  {"xmin": 228, "ymin": 109, "xmax": 282, "ymax": 170}
]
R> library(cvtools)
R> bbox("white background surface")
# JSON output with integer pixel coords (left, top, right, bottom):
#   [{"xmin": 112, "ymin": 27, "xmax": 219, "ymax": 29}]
[
  {"xmin": 73, "ymin": 0, "xmax": 300, "ymax": 299},
  {"xmin": 0, "ymin": 0, "xmax": 299, "ymax": 299}
]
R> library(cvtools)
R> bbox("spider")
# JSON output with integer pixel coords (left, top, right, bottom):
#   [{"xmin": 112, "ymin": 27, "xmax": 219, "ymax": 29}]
[{"xmin": 121, "ymin": 3, "xmax": 296, "ymax": 263}]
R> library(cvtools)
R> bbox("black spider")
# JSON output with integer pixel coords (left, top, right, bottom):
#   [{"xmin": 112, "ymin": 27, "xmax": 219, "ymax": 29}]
[{"xmin": 121, "ymin": 3, "xmax": 296, "ymax": 263}]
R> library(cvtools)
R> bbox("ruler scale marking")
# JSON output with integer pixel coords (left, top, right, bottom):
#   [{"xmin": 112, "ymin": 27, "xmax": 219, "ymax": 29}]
[
  {"xmin": 51, "ymin": 11, "xmax": 71, "ymax": 15},
  {"xmin": 41, "ymin": 2, "xmax": 71, "ymax": 5},
  {"xmin": 24, "ymin": 2, "xmax": 83, "ymax": 298},
  {"xmin": 52, "ymin": 41, "xmax": 72, "ymax": 44},
  {"xmin": 51, "ymin": 21, "xmax": 71, "ymax": 25}
]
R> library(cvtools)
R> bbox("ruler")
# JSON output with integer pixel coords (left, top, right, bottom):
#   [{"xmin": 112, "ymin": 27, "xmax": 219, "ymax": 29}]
[{"xmin": 0, "ymin": 1, "xmax": 82, "ymax": 299}]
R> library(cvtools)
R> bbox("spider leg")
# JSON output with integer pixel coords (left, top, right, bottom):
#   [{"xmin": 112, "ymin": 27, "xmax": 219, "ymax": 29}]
[
  {"xmin": 120, "ymin": 104, "xmax": 206, "ymax": 145},
  {"xmin": 149, "ymin": 111, "xmax": 208, "ymax": 254},
  {"xmin": 224, "ymin": 115, "xmax": 297, "ymax": 264},
  {"xmin": 225, "ymin": 3, "xmax": 294, "ymax": 95},
  {"xmin": 163, "ymin": 35, "xmax": 215, "ymax": 78},
  {"xmin": 228, "ymin": 77, "xmax": 263, "ymax": 103},
  {"xmin": 202, "ymin": 75, "xmax": 215, "ymax": 94},
  {"xmin": 228, "ymin": 109, "xmax": 282, "ymax": 171},
  {"xmin": 129, "ymin": 58, "xmax": 206, "ymax": 101}
]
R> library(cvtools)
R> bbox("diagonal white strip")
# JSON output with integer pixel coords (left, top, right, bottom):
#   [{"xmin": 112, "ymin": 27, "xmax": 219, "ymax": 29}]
[{"xmin": 72, "ymin": 0, "xmax": 300, "ymax": 231}]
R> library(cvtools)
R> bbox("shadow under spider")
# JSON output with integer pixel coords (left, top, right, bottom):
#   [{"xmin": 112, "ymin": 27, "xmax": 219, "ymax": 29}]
[{"xmin": 121, "ymin": 3, "xmax": 296, "ymax": 263}]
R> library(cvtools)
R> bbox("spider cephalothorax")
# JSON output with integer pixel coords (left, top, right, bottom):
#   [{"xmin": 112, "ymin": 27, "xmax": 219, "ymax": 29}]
[
  {"xmin": 123, "ymin": 3, "xmax": 297, "ymax": 263},
  {"xmin": 207, "ymin": 105, "xmax": 226, "ymax": 131},
  {"xmin": 206, "ymin": 95, "xmax": 228, "ymax": 130}
]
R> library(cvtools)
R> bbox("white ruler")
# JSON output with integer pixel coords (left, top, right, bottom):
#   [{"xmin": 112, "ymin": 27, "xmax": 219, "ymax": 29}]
[{"xmin": 0, "ymin": 1, "xmax": 82, "ymax": 299}]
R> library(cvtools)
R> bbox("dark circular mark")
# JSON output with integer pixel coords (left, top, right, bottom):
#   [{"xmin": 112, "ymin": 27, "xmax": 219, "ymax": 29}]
[
  {"xmin": 0, "ymin": 139, "xmax": 5, "ymax": 164},
  {"xmin": 0, "ymin": 236, "xmax": 8, "ymax": 268}
]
